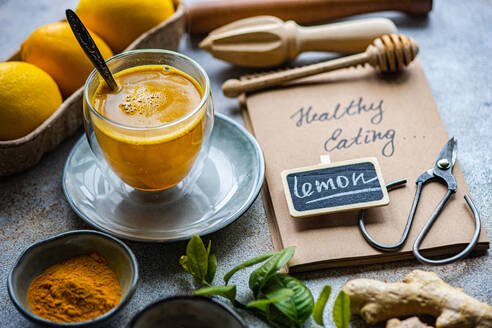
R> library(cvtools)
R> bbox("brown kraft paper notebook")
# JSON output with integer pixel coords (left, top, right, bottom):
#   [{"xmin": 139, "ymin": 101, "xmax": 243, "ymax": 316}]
[{"xmin": 240, "ymin": 59, "xmax": 489, "ymax": 272}]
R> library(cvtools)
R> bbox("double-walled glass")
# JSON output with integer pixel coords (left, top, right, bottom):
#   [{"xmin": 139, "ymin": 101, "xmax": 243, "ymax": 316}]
[{"xmin": 83, "ymin": 50, "xmax": 214, "ymax": 192}]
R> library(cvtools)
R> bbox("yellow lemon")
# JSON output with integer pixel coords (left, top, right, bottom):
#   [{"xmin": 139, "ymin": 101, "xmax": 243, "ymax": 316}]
[
  {"xmin": 21, "ymin": 22, "xmax": 113, "ymax": 98},
  {"xmin": 76, "ymin": 0, "xmax": 175, "ymax": 53},
  {"xmin": 0, "ymin": 62, "xmax": 62, "ymax": 140}
]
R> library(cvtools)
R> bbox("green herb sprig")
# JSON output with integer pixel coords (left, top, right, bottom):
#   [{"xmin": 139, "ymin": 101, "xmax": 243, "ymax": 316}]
[{"xmin": 179, "ymin": 236, "xmax": 351, "ymax": 328}]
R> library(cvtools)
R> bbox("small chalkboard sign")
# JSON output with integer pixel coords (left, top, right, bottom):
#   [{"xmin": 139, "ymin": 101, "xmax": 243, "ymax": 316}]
[{"xmin": 281, "ymin": 157, "xmax": 389, "ymax": 218}]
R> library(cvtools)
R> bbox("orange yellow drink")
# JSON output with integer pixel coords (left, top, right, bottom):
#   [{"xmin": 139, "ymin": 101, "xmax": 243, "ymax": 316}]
[{"xmin": 91, "ymin": 65, "xmax": 206, "ymax": 191}]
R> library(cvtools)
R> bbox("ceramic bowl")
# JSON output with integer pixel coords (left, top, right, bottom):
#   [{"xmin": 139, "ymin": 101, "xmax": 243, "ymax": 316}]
[
  {"xmin": 8, "ymin": 230, "xmax": 139, "ymax": 327},
  {"xmin": 130, "ymin": 296, "xmax": 247, "ymax": 328}
]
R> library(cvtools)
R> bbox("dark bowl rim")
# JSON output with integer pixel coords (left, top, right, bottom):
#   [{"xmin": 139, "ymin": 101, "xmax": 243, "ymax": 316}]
[
  {"xmin": 7, "ymin": 229, "xmax": 139, "ymax": 327},
  {"xmin": 129, "ymin": 295, "xmax": 248, "ymax": 328}
]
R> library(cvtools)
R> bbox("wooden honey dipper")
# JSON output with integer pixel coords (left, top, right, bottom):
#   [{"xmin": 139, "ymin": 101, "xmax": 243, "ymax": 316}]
[{"xmin": 222, "ymin": 34, "xmax": 418, "ymax": 98}]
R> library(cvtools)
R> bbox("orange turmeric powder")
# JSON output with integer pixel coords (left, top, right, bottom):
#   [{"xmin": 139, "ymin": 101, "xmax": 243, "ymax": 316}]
[{"xmin": 27, "ymin": 252, "xmax": 121, "ymax": 323}]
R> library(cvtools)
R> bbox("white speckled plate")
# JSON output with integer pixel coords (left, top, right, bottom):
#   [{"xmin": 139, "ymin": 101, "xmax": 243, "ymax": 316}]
[{"xmin": 62, "ymin": 113, "xmax": 264, "ymax": 242}]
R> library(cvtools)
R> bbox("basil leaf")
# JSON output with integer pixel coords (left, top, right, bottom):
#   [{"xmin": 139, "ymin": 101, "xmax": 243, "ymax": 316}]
[
  {"xmin": 205, "ymin": 253, "xmax": 217, "ymax": 284},
  {"xmin": 332, "ymin": 290, "xmax": 350, "ymax": 328},
  {"xmin": 185, "ymin": 235, "xmax": 208, "ymax": 282},
  {"xmin": 262, "ymin": 273, "xmax": 314, "ymax": 325},
  {"xmin": 224, "ymin": 252, "xmax": 277, "ymax": 285},
  {"xmin": 249, "ymin": 246, "xmax": 295, "ymax": 296},
  {"xmin": 195, "ymin": 285, "xmax": 237, "ymax": 302},
  {"xmin": 313, "ymin": 285, "xmax": 332, "ymax": 326}
]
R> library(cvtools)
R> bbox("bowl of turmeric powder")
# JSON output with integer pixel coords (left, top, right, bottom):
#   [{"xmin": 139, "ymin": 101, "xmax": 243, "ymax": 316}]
[{"xmin": 8, "ymin": 230, "xmax": 138, "ymax": 327}]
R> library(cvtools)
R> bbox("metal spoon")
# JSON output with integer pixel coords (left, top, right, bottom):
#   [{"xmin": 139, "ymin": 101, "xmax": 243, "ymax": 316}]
[{"xmin": 65, "ymin": 9, "xmax": 118, "ymax": 91}]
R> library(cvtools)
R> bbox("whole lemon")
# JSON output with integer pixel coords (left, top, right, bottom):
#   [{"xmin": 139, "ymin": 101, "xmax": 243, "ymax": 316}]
[
  {"xmin": 76, "ymin": 0, "xmax": 175, "ymax": 53},
  {"xmin": 0, "ymin": 62, "xmax": 62, "ymax": 140},
  {"xmin": 21, "ymin": 22, "xmax": 113, "ymax": 98}
]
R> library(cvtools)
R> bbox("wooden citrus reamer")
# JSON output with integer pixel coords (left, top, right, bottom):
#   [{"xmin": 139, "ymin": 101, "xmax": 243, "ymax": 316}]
[
  {"xmin": 222, "ymin": 34, "xmax": 419, "ymax": 98},
  {"xmin": 199, "ymin": 16, "xmax": 397, "ymax": 67}
]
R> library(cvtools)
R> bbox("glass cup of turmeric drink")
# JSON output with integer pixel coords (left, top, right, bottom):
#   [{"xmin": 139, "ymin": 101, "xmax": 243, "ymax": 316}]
[{"xmin": 83, "ymin": 50, "xmax": 214, "ymax": 192}]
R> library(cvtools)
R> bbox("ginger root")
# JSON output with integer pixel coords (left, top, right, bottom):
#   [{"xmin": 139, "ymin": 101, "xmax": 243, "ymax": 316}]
[
  {"xmin": 343, "ymin": 270, "xmax": 492, "ymax": 328},
  {"xmin": 387, "ymin": 317, "xmax": 431, "ymax": 328}
]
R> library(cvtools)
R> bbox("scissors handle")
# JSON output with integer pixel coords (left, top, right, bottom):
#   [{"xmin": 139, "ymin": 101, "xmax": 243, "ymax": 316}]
[
  {"xmin": 359, "ymin": 179, "xmax": 415, "ymax": 251},
  {"xmin": 413, "ymin": 193, "xmax": 482, "ymax": 265},
  {"xmin": 359, "ymin": 179, "xmax": 482, "ymax": 265}
]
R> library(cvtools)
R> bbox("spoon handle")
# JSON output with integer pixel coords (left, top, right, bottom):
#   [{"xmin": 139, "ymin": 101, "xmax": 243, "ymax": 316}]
[{"xmin": 65, "ymin": 9, "xmax": 118, "ymax": 91}]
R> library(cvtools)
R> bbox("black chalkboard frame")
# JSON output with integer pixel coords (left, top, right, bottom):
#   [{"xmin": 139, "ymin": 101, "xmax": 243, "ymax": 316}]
[{"xmin": 281, "ymin": 157, "xmax": 389, "ymax": 218}]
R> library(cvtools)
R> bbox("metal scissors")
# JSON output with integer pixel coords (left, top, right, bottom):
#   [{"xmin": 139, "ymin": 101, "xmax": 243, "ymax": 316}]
[{"xmin": 358, "ymin": 137, "xmax": 482, "ymax": 265}]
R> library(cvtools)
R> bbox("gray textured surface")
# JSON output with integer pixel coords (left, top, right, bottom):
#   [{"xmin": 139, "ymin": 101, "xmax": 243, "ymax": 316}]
[{"xmin": 0, "ymin": 0, "xmax": 491, "ymax": 327}]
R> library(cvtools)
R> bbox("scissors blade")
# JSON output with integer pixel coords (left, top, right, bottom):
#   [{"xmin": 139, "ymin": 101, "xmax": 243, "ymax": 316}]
[{"xmin": 435, "ymin": 137, "xmax": 457, "ymax": 170}]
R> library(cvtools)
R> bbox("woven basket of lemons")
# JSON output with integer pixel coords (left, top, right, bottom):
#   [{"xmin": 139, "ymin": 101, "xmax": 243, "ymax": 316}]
[{"xmin": 0, "ymin": 0, "xmax": 185, "ymax": 176}]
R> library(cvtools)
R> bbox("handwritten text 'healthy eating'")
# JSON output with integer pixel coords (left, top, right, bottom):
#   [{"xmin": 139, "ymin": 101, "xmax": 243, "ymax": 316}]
[{"xmin": 289, "ymin": 97, "xmax": 395, "ymax": 157}]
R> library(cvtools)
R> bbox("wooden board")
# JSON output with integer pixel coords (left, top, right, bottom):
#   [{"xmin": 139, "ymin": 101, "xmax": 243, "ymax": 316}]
[{"xmin": 281, "ymin": 157, "xmax": 389, "ymax": 218}]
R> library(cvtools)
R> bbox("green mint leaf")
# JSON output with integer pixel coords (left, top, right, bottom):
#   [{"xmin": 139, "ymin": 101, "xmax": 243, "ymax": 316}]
[
  {"xmin": 247, "ymin": 288, "xmax": 294, "ymax": 313},
  {"xmin": 205, "ymin": 252, "xmax": 217, "ymax": 284},
  {"xmin": 185, "ymin": 235, "xmax": 208, "ymax": 281},
  {"xmin": 268, "ymin": 306, "xmax": 299, "ymax": 328},
  {"xmin": 246, "ymin": 299, "xmax": 271, "ymax": 314},
  {"xmin": 195, "ymin": 285, "xmax": 237, "ymax": 302},
  {"xmin": 332, "ymin": 290, "xmax": 350, "ymax": 328},
  {"xmin": 262, "ymin": 273, "xmax": 314, "ymax": 325},
  {"xmin": 179, "ymin": 255, "xmax": 191, "ymax": 274},
  {"xmin": 249, "ymin": 246, "xmax": 295, "ymax": 296},
  {"xmin": 203, "ymin": 239, "xmax": 216, "ymax": 284},
  {"xmin": 224, "ymin": 251, "xmax": 277, "ymax": 285},
  {"xmin": 313, "ymin": 285, "xmax": 332, "ymax": 326},
  {"xmin": 265, "ymin": 287, "xmax": 295, "ymax": 300}
]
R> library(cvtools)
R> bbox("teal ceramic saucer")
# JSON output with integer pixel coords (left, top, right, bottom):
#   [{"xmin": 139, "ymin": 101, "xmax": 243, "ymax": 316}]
[{"xmin": 62, "ymin": 113, "xmax": 264, "ymax": 242}]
